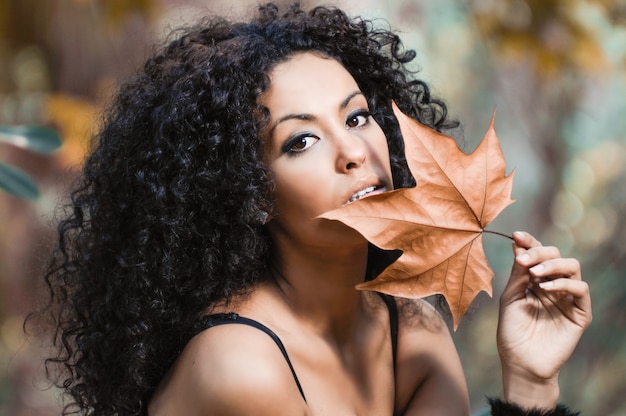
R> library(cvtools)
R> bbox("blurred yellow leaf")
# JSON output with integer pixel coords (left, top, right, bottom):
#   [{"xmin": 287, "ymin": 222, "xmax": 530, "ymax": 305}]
[
  {"xmin": 69, "ymin": 0, "xmax": 156, "ymax": 26},
  {"xmin": 101, "ymin": 0, "xmax": 156, "ymax": 26},
  {"xmin": 46, "ymin": 94, "xmax": 99, "ymax": 167},
  {"xmin": 471, "ymin": 0, "xmax": 606, "ymax": 78}
]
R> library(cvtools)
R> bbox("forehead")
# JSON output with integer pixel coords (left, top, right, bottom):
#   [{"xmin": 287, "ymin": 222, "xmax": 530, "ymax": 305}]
[{"xmin": 261, "ymin": 52, "xmax": 362, "ymax": 114}]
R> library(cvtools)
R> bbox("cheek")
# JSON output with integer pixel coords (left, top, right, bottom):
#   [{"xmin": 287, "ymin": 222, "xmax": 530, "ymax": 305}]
[
  {"xmin": 369, "ymin": 127, "xmax": 393, "ymax": 179},
  {"xmin": 271, "ymin": 161, "xmax": 335, "ymax": 219}
]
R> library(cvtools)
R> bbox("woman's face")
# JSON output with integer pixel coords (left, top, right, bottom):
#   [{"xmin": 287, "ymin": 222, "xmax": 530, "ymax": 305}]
[{"xmin": 260, "ymin": 52, "xmax": 393, "ymax": 249}]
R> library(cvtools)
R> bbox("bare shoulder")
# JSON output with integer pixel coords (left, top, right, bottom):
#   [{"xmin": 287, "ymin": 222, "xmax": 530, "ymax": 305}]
[
  {"xmin": 149, "ymin": 323, "xmax": 307, "ymax": 416},
  {"xmin": 394, "ymin": 298, "xmax": 470, "ymax": 415},
  {"xmin": 395, "ymin": 298, "xmax": 454, "ymax": 363},
  {"xmin": 396, "ymin": 297, "xmax": 447, "ymax": 332}
]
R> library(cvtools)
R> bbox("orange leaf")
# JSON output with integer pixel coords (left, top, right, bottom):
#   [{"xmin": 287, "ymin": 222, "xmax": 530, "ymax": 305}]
[{"xmin": 320, "ymin": 103, "xmax": 515, "ymax": 328}]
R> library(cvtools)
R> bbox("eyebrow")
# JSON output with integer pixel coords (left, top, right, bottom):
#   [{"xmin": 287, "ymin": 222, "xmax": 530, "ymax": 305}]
[{"xmin": 268, "ymin": 91, "xmax": 365, "ymax": 135}]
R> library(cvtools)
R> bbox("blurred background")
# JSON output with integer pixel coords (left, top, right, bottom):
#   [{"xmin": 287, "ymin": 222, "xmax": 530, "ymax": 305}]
[{"xmin": 0, "ymin": 0, "xmax": 624, "ymax": 414}]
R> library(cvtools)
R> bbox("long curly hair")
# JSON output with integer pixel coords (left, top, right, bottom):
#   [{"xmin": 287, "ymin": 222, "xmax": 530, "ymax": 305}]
[{"xmin": 36, "ymin": 3, "xmax": 456, "ymax": 415}]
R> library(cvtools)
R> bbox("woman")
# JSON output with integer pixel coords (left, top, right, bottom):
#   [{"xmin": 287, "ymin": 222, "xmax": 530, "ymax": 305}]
[{"xmin": 39, "ymin": 3, "xmax": 591, "ymax": 415}]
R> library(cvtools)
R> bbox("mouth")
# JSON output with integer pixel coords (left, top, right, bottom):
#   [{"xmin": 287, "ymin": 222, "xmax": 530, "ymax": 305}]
[{"xmin": 346, "ymin": 185, "xmax": 387, "ymax": 205}]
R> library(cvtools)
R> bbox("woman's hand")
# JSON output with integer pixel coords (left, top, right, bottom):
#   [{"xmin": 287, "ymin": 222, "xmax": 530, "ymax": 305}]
[{"xmin": 496, "ymin": 231, "xmax": 592, "ymax": 410}]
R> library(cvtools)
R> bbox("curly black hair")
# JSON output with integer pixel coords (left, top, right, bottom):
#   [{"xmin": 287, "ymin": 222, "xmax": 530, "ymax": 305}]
[{"xmin": 35, "ymin": 3, "xmax": 456, "ymax": 415}]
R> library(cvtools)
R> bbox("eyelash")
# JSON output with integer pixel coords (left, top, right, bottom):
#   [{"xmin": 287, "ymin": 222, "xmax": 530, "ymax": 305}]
[
  {"xmin": 281, "ymin": 109, "xmax": 372, "ymax": 156},
  {"xmin": 346, "ymin": 110, "xmax": 371, "ymax": 129},
  {"xmin": 282, "ymin": 133, "xmax": 319, "ymax": 156}
]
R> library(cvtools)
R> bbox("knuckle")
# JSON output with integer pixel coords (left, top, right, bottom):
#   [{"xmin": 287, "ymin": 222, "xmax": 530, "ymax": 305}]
[
  {"xmin": 546, "ymin": 245, "xmax": 561, "ymax": 258},
  {"xmin": 580, "ymin": 280, "xmax": 590, "ymax": 293}
]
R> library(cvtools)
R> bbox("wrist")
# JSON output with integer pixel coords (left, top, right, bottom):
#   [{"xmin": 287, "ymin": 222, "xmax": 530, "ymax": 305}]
[{"xmin": 501, "ymin": 365, "xmax": 560, "ymax": 410}]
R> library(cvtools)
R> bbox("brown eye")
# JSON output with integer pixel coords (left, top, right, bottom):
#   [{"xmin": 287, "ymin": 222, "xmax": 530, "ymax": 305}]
[
  {"xmin": 346, "ymin": 110, "xmax": 370, "ymax": 128},
  {"xmin": 291, "ymin": 137, "xmax": 308, "ymax": 151},
  {"xmin": 282, "ymin": 134, "xmax": 319, "ymax": 155}
]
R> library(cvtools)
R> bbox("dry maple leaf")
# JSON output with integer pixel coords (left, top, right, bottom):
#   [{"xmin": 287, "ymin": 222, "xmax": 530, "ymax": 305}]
[{"xmin": 320, "ymin": 103, "xmax": 515, "ymax": 328}]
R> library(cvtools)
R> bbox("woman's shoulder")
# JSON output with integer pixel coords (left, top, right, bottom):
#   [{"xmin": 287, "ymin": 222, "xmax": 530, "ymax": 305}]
[
  {"xmin": 148, "ymin": 322, "xmax": 307, "ymax": 415},
  {"xmin": 393, "ymin": 297, "xmax": 470, "ymax": 414},
  {"xmin": 396, "ymin": 297, "xmax": 449, "ymax": 334}
]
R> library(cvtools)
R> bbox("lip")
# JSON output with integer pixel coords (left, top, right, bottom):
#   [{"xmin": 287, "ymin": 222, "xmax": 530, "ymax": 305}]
[{"xmin": 343, "ymin": 177, "xmax": 389, "ymax": 206}]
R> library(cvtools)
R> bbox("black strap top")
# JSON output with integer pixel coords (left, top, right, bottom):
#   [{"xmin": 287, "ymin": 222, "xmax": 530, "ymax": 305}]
[
  {"xmin": 194, "ymin": 312, "xmax": 308, "ymax": 401},
  {"xmin": 193, "ymin": 293, "xmax": 399, "ymax": 410}
]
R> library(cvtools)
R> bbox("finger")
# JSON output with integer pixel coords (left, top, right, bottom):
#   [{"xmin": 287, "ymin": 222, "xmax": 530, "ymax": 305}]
[
  {"xmin": 538, "ymin": 279, "xmax": 592, "ymax": 321},
  {"xmin": 515, "ymin": 245, "xmax": 562, "ymax": 269},
  {"xmin": 538, "ymin": 278, "xmax": 589, "ymax": 298},
  {"xmin": 512, "ymin": 231, "xmax": 542, "ymax": 251},
  {"xmin": 506, "ymin": 232, "xmax": 553, "ymax": 299},
  {"xmin": 508, "ymin": 245, "xmax": 560, "ymax": 288},
  {"xmin": 528, "ymin": 258, "xmax": 582, "ymax": 281}
]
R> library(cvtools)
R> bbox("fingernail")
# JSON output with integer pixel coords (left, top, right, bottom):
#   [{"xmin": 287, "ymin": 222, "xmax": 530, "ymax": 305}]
[
  {"xmin": 513, "ymin": 231, "xmax": 525, "ymax": 238},
  {"xmin": 539, "ymin": 281, "xmax": 554, "ymax": 289},
  {"xmin": 530, "ymin": 264, "xmax": 544, "ymax": 275},
  {"xmin": 516, "ymin": 253, "xmax": 530, "ymax": 263}
]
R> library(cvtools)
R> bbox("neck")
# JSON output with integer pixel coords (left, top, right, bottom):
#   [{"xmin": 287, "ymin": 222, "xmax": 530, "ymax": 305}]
[{"xmin": 269, "ymin": 241, "xmax": 370, "ymax": 343}]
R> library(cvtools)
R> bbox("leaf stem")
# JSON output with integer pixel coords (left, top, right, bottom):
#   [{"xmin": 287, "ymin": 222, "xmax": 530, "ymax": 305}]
[{"xmin": 483, "ymin": 229, "xmax": 514, "ymax": 241}]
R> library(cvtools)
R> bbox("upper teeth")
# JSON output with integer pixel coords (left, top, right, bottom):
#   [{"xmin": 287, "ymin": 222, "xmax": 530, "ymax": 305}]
[{"xmin": 349, "ymin": 186, "xmax": 377, "ymax": 203}]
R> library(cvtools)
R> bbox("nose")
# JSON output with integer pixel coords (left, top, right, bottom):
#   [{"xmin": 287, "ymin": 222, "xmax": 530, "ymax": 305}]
[{"xmin": 334, "ymin": 132, "xmax": 367, "ymax": 173}]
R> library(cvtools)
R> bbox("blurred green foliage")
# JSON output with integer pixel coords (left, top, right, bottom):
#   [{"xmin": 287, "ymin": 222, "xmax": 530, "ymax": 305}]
[
  {"xmin": 0, "ymin": 125, "xmax": 62, "ymax": 199},
  {"xmin": 0, "ymin": 0, "xmax": 624, "ymax": 414}
]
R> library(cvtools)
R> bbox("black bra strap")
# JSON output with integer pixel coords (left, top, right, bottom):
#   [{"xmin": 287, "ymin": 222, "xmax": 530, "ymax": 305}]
[
  {"xmin": 196, "ymin": 313, "xmax": 307, "ymax": 403},
  {"xmin": 196, "ymin": 299, "xmax": 398, "ymax": 408}
]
